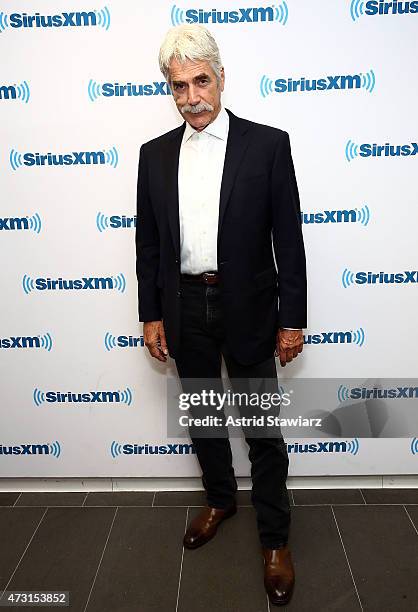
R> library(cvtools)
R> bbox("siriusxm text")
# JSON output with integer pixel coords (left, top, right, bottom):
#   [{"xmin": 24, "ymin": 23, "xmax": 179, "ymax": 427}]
[
  {"xmin": 363, "ymin": 1, "xmax": 418, "ymax": 16},
  {"xmin": 19, "ymin": 151, "xmax": 110, "ymax": 166},
  {"xmin": 183, "ymin": 7, "xmax": 275, "ymax": 23},
  {"xmin": 359, "ymin": 142, "xmax": 417, "ymax": 157},
  {"xmin": 274, "ymin": 74, "xmax": 363, "ymax": 93},
  {"xmin": 348, "ymin": 386, "xmax": 418, "ymax": 399},
  {"xmin": 108, "ymin": 216, "xmax": 137, "ymax": 228},
  {"xmin": 118, "ymin": 443, "xmax": 195, "ymax": 454},
  {"xmin": 0, "ymin": 217, "xmax": 32, "ymax": 230},
  {"xmin": 114, "ymin": 336, "xmax": 145, "ymax": 348},
  {"xmin": 100, "ymin": 82, "xmax": 171, "ymax": 96},
  {"xmin": 301, "ymin": 210, "xmax": 358, "ymax": 224},
  {"xmin": 41, "ymin": 391, "xmax": 127, "ymax": 403},
  {"xmin": 7, "ymin": 12, "xmax": 101, "ymax": 28},
  {"xmin": 29, "ymin": 277, "xmax": 118, "ymax": 290},
  {"xmin": 1, "ymin": 336, "xmax": 43, "ymax": 349},
  {"xmin": 0, "ymin": 85, "xmax": 18, "ymax": 99},
  {"xmin": 0, "ymin": 444, "xmax": 51, "ymax": 455},
  {"xmin": 352, "ymin": 271, "xmax": 417, "ymax": 284},
  {"xmin": 304, "ymin": 331, "xmax": 358, "ymax": 345},
  {"xmin": 287, "ymin": 441, "xmax": 349, "ymax": 453}
]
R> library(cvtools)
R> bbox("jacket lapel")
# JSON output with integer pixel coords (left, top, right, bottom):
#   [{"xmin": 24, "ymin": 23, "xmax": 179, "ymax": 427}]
[
  {"xmin": 164, "ymin": 123, "xmax": 185, "ymax": 258},
  {"xmin": 218, "ymin": 109, "xmax": 250, "ymax": 240}
]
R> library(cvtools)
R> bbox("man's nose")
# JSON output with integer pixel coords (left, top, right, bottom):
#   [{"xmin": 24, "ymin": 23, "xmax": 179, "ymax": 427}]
[{"xmin": 187, "ymin": 85, "xmax": 201, "ymax": 106}]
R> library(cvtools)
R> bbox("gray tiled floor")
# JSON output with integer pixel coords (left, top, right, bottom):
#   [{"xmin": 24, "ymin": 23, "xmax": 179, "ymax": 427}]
[{"xmin": 0, "ymin": 489, "xmax": 416, "ymax": 611}]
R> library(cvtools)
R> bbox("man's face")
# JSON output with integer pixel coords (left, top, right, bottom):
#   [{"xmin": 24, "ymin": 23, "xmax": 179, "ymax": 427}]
[{"xmin": 169, "ymin": 58, "xmax": 225, "ymax": 131}]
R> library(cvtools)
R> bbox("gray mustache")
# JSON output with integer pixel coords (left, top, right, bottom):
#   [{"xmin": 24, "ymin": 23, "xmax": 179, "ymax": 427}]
[{"xmin": 181, "ymin": 102, "xmax": 214, "ymax": 114}]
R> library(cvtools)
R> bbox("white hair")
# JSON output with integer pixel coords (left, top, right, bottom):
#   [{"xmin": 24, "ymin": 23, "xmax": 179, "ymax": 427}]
[{"xmin": 158, "ymin": 24, "xmax": 223, "ymax": 84}]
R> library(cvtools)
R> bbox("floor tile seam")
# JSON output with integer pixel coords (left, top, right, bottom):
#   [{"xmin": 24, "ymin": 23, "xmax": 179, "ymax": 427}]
[
  {"xmin": 331, "ymin": 505, "xmax": 364, "ymax": 612},
  {"xmin": 0, "ymin": 506, "xmax": 48, "ymax": 601},
  {"xmin": 83, "ymin": 506, "xmax": 119, "ymax": 612},
  {"xmin": 175, "ymin": 506, "xmax": 189, "ymax": 612}
]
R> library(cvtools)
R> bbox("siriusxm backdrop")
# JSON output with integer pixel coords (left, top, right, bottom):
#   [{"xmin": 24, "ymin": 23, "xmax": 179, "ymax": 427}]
[{"xmin": 1, "ymin": 0, "xmax": 417, "ymax": 478}]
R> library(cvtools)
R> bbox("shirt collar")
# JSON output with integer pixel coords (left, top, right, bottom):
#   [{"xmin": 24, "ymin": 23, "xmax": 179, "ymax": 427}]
[{"xmin": 183, "ymin": 106, "xmax": 229, "ymax": 143}]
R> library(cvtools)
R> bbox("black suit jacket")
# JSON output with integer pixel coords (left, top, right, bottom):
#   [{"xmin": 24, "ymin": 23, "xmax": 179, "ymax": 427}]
[{"xmin": 135, "ymin": 108, "xmax": 307, "ymax": 365}]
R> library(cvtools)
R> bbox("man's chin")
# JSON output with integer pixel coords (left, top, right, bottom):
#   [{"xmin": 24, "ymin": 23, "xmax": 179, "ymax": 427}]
[{"xmin": 185, "ymin": 110, "xmax": 211, "ymax": 128}]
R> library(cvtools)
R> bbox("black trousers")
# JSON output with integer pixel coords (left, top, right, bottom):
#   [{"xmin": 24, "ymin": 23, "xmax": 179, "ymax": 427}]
[{"xmin": 174, "ymin": 278, "xmax": 291, "ymax": 548}]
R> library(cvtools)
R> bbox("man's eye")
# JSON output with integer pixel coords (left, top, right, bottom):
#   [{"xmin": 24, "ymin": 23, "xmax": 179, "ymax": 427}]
[
  {"xmin": 174, "ymin": 84, "xmax": 185, "ymax": 91},
  {"xmin": 199, "ymin": 79, "xmax": 208, "ymax": 85}
]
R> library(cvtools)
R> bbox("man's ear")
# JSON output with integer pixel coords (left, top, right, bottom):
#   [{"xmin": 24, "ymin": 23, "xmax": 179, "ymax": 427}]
[{"xmin": 220, "ymin": 67, "xmax": 225, "ymax": 92}]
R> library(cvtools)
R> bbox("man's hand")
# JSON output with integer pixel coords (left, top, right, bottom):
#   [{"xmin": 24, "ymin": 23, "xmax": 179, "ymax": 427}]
[
  {"xmin": 275, "ymin": 328, "xmax": 303, "ymax": 367},
  {"xmin": 143, "ymin": 320, "xmax": 168, "ymax": 362}
]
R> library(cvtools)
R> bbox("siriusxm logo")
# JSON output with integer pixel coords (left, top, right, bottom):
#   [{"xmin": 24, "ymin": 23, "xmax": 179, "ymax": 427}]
[
  {"xmin": 411, "ymin": 438, "xmax": 418, "ymax": 455},
  {"xmin": 0, "ymin": 213, "xmax": 42, "ymax": 233},
  {"xmin": 0, "ymin": 81, "xmax": 30, "ymax": 103},
  {"xmin": 96, "ymin": 212, "xmax": 137, "ymax": 232},
  {"xmin": 287, "ymin": 439, "xmax": 359, "ymax": 454},
  {"xmin": 10, "ymin": 147, "xmax": 119, "ymax": 170},
  {"xmin": 111, "ymin": 441, "xmax": 195, "ymax": 457},
  {"xmin": 345, "ymin": 140, "xmax": 417, "ymax": 161},
  {"xmin": 22, "ymin": 273, "xmax": 126, "ymax": 294},
  {"xmin": 1, "ymin": 333, "xmax": 53, "ymax": 351},
  {"xmin": 171, "ymin": 2, "xmax": 288, "ymax": 25},
  {"xmin": 301, "ymin": 205, "xmax": 370, "ymax": 226},
  {"xmin": 0, "ymin": 7, "xmax": 110, "ymax": 32},
  {"xmin": 34, "ymin": 388, "xmax": 133, "ymax": 406},
  {"xmin": 88, "ymin": 80, "xmax": 171, "ymax": 101},
  {"xmin": 104, "ymin": 333, "xmax": 144, "ymax": 351},
  {"xmin": 342, "ymin": 268, "xmax": 418, "ymax": 287},
  {"xmin": 0, "ymin": 441, "xmax": 61, "ymax": 457},
  {"xmin": 338, "ymin": 384, "xmax": 418, "ymax": 402},
  {"xmin": 260, "ymin": 69, "xmax": 375, "ymax": 97},
  {"xmin": 304, "ymin": 328, "xmax": 365, "ymax": 347},
  {"xmin": 350, "ymin": 0, "xmax": 418, "ymax": 21}
]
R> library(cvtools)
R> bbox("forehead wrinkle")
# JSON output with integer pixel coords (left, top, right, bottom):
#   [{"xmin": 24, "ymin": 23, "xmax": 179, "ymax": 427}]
[{"xmin": 169, "ymin": 59, "xmax": 214, "ymax": 82}]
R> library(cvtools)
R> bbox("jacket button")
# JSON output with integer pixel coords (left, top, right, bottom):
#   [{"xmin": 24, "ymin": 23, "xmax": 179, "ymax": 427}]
[
  {"xmin": 175, "ymin": 258, "xmax": 179, "ymax": 264},
  {"xmin": 177, "ymin": 290, "xmax": 181, "ymax": 297}
]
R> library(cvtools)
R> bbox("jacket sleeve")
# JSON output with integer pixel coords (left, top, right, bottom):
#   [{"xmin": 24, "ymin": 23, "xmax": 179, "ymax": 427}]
[
  {"xmin": 135, "ymin": 144, "xmax": 162, "ymax": 322},
  {"xmin": 271, "ymin": 131, "xmax": 307, "ymax": 329}
]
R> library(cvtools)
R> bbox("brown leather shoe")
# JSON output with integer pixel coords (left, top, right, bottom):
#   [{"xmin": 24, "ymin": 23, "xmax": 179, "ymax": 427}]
[
  {"xmin": 183, "ymin": 504, "xmax": 237, "ymax": 549},
  {"xmin": 262, "ymin": 545, "xmax": 295, "ymax": 606}
]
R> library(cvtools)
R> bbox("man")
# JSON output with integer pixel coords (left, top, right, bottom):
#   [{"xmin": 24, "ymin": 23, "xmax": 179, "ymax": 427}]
[{"xmin": 136, "ymin": 24, "xmax": 307, "ymax": 606}]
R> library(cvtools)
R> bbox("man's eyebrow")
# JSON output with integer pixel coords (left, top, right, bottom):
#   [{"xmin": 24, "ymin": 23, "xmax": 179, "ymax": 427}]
[
  {"xmin": 172, "ymin": 73, "xmax": 211, "ymax": 85},
  {"xmin": 193, "ymin": 73, "xmax": 210, "ymax": 81}
]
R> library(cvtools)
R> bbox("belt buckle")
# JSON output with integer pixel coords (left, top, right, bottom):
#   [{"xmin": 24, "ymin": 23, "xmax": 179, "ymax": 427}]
[{"xmin": 202, "ymin": 272, "xmax": 218, "ymax": 285}]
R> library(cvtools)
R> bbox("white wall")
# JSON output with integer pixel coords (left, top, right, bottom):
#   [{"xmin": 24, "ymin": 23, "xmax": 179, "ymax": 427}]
[{"xmin": 1, "ymin": 0, "xmax": 417, "ymax": 478}]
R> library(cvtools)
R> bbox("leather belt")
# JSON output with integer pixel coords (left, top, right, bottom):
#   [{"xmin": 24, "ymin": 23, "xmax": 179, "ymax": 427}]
[{"xmin": 180, "ymin": 271, "xmax": 219, "ymax": 285}]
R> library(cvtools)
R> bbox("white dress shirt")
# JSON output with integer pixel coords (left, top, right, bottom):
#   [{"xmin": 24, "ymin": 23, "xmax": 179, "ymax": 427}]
[
  {"xmin": 178, "ymin": 105, "xmax": 228, "ymax": 275},
  {"xmin": 177, "ymin": 106, "xmax": 297, "ymax": 331}
]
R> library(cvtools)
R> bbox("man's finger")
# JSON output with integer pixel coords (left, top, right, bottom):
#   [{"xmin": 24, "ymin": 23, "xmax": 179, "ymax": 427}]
[
  {"xmin": 147, "ymin": 342, "xmax": 167, "ymax": 362},
  {"xmin": 285, "ymin": 349, "xmax": 293, "ymax": 364},
  {"xmin": 159, "ymin": 328, "xmax": 168, "ymax": 356},
  {"xmin": 153, "ymin": 349, "xmax": 167, "ymax": 362},
  {"xmin": 279, "ymin": 348, "xmax": 287, "ymax": 367}
]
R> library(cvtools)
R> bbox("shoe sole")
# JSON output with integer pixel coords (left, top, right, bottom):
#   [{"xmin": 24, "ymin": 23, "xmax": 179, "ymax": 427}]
[{"xmin": 183, "ymin": 506, "xmax": 237, "ymax": 550}]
